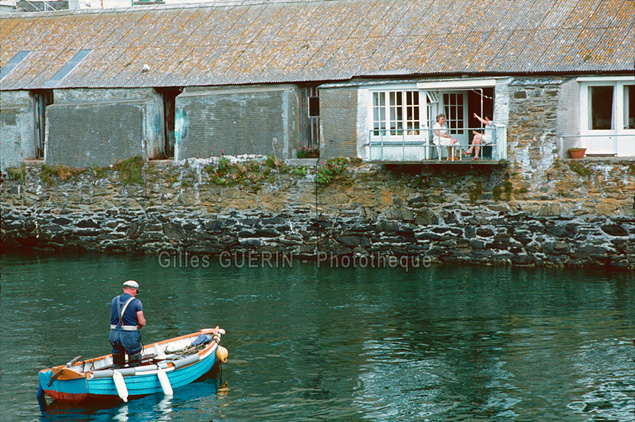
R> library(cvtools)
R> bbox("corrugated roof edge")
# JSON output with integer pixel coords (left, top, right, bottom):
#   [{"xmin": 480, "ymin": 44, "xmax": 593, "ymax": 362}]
[{"xmin": 2, "ymin": 70, "xmax": 634, "ymax": 92}]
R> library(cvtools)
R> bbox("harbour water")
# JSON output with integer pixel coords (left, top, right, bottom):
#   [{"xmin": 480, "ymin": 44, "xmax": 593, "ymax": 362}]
[{"xmin": 1, "ymin": 252, "xmax": 635, "ymax": 421}]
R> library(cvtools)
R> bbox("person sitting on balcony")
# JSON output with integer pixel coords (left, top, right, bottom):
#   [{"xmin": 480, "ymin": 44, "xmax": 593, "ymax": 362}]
[
  {"xmin": 433, "ymin": 114, "xmax": 458, "ymax": 160},
  {"xmin": 465, "ymin": 113, "xmax": 494, "ymax": 160}
]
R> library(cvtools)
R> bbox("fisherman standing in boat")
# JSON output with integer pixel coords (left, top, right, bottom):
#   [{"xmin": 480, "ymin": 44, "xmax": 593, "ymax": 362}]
[{"xmin": 110, "ymin": 280, "xmax": 146, "ymax": 369}]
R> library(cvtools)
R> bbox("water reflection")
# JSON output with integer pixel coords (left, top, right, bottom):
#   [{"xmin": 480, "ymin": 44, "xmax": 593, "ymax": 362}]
[{"xmin": 38, "ymin": 378, "xmax": 223, "ymax": 421}]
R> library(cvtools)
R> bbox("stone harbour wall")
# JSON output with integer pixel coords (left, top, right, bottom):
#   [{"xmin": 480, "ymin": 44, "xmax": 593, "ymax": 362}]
[{"xmin": 1, "ymin": 156, "xmax": 634, "ymax": 269}]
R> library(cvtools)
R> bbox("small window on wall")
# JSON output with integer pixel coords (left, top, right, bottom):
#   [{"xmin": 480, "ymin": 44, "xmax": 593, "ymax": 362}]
[
  {"xmin": 589, "ymin": 86, "xmax": 613, "ymax": 130},
  {"xmin": 306, "ymin": 87, "xmax": 320, "ymax": 151},
  {"xmin": 308, "ymin": 95, "xmax": 320, "ymax": 117},
  {"xmin": 625, "ymin": 85, "xmax": 634, "ymax": 130}
]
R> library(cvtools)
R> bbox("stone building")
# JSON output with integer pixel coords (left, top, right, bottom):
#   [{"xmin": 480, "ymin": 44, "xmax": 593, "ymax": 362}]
[{"xmin": 1, "ymin": 0, "xmax": 634, "ymax": 170}]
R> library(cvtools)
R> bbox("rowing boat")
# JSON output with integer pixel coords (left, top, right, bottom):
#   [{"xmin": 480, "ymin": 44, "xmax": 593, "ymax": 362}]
[{"xmin": 38, "ymin": 328, "xmax": 228, "ymax": 403}]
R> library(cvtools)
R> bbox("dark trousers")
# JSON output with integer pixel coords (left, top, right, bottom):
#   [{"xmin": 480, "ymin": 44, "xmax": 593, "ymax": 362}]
[{"xmin": 109, "ymin": 328, "xmax": 142, "ymax": 368}]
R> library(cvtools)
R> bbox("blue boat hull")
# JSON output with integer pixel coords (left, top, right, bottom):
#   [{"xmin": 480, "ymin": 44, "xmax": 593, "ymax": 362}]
[{"xmin": 38, "ymin": 329, "xmax": 224, "ymax": 403}]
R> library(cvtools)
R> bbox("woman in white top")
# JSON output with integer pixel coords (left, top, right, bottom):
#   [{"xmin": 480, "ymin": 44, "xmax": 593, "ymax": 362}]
[
  {"xmin": 433, "ymin": 114, "xmax": 458, "ymax": 160},
  {"xmin": 465, "ymin": 113, "xmax": 494, "ymax": 160}
]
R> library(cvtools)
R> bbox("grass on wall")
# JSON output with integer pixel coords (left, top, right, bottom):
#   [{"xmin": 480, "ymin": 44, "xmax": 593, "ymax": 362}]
[
  {"xmin": 113, "ymin": 156, "xmax": 144, "ymax": 185},
  {"xmin": 6, "ymin": 166, "xmax": 26, "ymax": 182}
]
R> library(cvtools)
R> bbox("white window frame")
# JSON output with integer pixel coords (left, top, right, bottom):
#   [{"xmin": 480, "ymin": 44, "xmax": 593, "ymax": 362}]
[
  {"xmin": 441, "ymin": 91, "xmax": 469, "ymax": 144},
  {"xmin": 579, "ymin": 76, "xmax": 635, "ymax": 156},
  {"xmin": 370, "ymin": 87, "xmax": 425, "ymax": 139}
]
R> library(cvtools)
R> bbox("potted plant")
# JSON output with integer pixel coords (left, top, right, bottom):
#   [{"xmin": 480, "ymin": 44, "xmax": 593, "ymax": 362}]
[{"xmin": 567, "ymin": 147, "xmax": 586, "ymax": 159}]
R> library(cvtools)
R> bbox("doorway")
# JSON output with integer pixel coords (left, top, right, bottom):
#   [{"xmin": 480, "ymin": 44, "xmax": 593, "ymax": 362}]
[
  {"xmin": 32, "ymin": 90, "xmax": 54, "ymax": 159},
  {"xmin": 155, "ymin": 88, "xmax": 182, "ymax": 159}
]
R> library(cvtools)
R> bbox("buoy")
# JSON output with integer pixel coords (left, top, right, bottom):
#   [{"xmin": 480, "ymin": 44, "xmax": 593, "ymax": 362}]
[
  {"xmin": 157, "ymin": 367, "xmax": 173, "ymax": 396},
  {"xmin": 216, "ymin": 345, "xmax": 228, "ymax": 363},
  {"xmin": 112, "ymin": 370, "xmax": 129, "ymax": 402}
]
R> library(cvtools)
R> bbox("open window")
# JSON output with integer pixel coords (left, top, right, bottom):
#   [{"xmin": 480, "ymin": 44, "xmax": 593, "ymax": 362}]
[{"xmin": 31, "ymin": 90, "xmax": 54, "ymax": 160}]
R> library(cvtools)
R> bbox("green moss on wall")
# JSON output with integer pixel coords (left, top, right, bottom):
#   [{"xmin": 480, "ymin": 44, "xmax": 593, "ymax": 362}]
[
  {"xmin": 6, "ymin": 166, "xmax": 26, "ymax": 182},
  {"xmin": 113, "ymin": 156, "xmax": 144, "ymax": 185}
]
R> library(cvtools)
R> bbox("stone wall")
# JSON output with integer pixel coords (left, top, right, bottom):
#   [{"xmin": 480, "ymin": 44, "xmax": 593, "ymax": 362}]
[{"xmin": 2, "ymin": 157, "xmax": 634, "ymax": 269}]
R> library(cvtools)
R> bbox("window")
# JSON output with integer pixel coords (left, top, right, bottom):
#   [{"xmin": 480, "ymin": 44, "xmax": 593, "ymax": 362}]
[
  {"xmin": 426, "ymin": 91, "xmax": 439, "ymax": 129},
  {"xmin": 579, "ymin": 78, "xmax": 635, "ymax": 157},
  {"xmin": 405, "ymin": 91, "xmax": 420, "ymax": 134},
  {"xmin": 372, "ymin": 92, "xmax": 387, "ymax": 135},
  {"xmin": 308, "ymin": 95, "xmax": 320, "ymax": 117},
  {"xmin": 589, "ymin": 86, "xmax": 613, "ymax": 130},
  {"xmin": 372, "ymin": 91, "xmax": 421, "ymax": 136},
  {"xmin": 443, "ymin": 92, "xmax": 466, "ymax": 135},
  {"xmin": 625, "ymin": 85, "xmax": 634, "ymax": 130},
  {"xmin": 307, "ymin": 87, "xmax": 320, "ymax": 149},
  {"xmin": 300, "ymin": 86, "xmax": 320, "ymax": 150}
]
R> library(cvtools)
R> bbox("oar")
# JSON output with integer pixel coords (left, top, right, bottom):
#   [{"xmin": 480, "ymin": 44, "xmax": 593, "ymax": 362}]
[{"xmin": 48, "ymin": 355, "xmax": 82, "ymax": 386}]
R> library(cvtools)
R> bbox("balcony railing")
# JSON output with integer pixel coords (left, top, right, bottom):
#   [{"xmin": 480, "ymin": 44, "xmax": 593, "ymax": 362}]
[{"xmin": 367, "ymin": 126, "xmax": 507, "ymax": 162}]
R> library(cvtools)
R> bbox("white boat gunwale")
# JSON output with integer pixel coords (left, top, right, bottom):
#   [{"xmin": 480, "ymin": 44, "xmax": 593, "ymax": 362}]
[{"xmin": 40, "ymin": 328, "xmax": 221, "ymax": 381}]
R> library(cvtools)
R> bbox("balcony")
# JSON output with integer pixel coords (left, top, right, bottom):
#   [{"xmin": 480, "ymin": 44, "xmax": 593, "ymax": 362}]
[{"xmin": 367, "ymin": 126, "xmax": 507, "ymax": 164}]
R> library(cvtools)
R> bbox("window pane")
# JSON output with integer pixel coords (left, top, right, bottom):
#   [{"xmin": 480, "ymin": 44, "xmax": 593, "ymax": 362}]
[
  {"xmin": 388, "ymin": 91, "xmax": 401, "ymax": 133},
  {"xmin": 372, "ymin": 92, "xmax": 386, "ymax": 135},
  {"xmin": 443, "ymin": 92, "xmax": 465, "ymax": 134},
  {"xmin": 589, "ymin": 86, "xmax": 613, "ymax": 130},
  {"xmin": 373, "ymin": 92, "xmax": 383, "ymax": 107},
  {"xmin": 625, "ymin": 85, "xmax": 635, "ymax": 130},
  {"xmin": 308, "ymin": 97, "xmax": 320, "ymax": 117},
  {"xmin": 404, "ymin": 91, "xmax": 420, "ymax": 134}
]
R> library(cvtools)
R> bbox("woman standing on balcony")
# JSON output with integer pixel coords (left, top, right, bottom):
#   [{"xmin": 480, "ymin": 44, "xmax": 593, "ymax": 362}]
[
  {"xmin": 433, "ymin": 114, "xmax": 458, "ymax": 160},
  {"xmin": 465, "ymin": 113, "xmax": 494, "ymax": 160}
]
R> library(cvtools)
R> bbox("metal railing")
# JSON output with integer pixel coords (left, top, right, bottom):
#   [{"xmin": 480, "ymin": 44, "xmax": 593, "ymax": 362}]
[
  {"xmin": 367, "ymin": 126, "xmax": 507, "ymax": 162},
  {"xmin": 22, "ymin": 0, "xmax": 56, "ymax": 12}
]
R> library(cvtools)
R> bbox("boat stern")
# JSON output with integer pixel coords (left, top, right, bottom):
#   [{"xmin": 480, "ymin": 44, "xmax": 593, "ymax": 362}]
[{"xmin": 39, "ymin": 368, "xmax": 89, "ymax": 403}]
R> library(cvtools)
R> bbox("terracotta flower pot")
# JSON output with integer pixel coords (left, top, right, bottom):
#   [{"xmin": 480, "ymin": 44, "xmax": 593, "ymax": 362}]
[{"xmin": 568, "ymin": 148, "xmax": 586, "ymax": 159}]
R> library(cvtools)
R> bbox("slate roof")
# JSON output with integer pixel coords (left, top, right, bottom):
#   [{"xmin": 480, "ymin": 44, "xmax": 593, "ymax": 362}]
[{"xmin": 0, "ymin": 0, "xmax": 633, "ymax": 90}]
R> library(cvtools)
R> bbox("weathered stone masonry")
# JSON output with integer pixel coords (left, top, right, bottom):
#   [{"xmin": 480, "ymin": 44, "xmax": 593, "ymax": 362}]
[
  {"xmin": 2, "ymin": 157, "xmax": 634, "ymax": 269},
  {"xmin": 2, "ymin": 79, "xmax": 634, "ymax": 269}
]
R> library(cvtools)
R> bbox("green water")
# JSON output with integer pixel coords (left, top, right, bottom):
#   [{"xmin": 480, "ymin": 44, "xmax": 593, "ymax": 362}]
[{"xmin": 1, "ymin": 252, "xmax": 635, "ymax": 421}]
